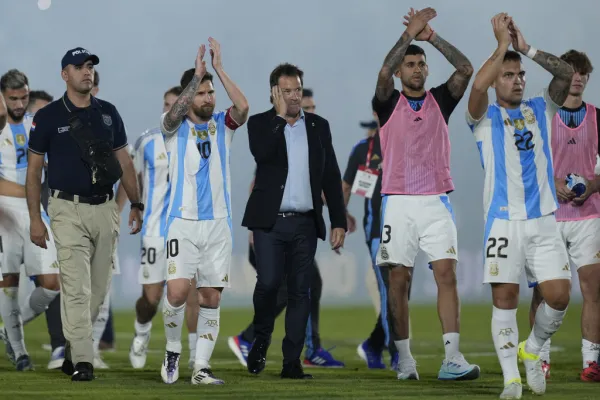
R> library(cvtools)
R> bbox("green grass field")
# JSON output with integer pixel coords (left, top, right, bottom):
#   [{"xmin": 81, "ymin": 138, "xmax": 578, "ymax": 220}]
[{"xmin": 0, "ymin": 304, "xmax": 597, "ymax": 399}]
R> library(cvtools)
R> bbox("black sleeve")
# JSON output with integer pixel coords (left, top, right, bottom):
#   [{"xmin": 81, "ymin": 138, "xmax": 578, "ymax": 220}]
[
  {"xmin": 321, "ymin": 119, "xmax": 347, "ymax": 231},
  {"xmin": 28, "ymin": 110, "xmax": 52, "ymax": 155},
  {"xmin": 430, "ymin": 83, "xmax": 461, "ymax": 124},
  {"xmin": 111, "ymin": 106, "xmax": 128, "ymax": 150},
  {"xmin": 248, "ymin": 113, "xmax": 284, "ymax": 163},
  {"xmin": 372, "ymin": 90, "xmax": 400, "ymax": 127},
  {"xmin": 596, "ymin": 107, "xmax": 600, "ymax": 156},
  {"xmin": 342, "ymin": 142, "xmax": 365, "ymax": 185}
]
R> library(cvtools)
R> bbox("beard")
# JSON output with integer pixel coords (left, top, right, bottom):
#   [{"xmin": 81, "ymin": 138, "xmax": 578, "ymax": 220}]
[
  {"xmin": 402, "ymin": 76, "xmax": 425, "ymax": 92},
  {"xmin": 192, "ymin": 104, "xmax": 215, "ymax": 121},
  {"xmin": 7, "ymin": 107, "xmax": 25, "ymax": 123}
]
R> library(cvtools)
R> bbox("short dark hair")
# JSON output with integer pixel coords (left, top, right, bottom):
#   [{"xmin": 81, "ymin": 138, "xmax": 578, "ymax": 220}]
[
  {"xmin": 93, "ymin": 70, "xmax": 99, "ymax": 88},
  {"xmin": 302, "ymin": 88, "xmax": 313, "ymax": 98},
  {"xmin": 269, "ymin": 63, "xmax": 304, "ymax": 88},
  {"xmin": 0, "ymin": 69, "xmax": 29, "ymax": 92},
  {"xmin": 180, "ymin": 69, "xmax": 213, "ymax": 89},
  {"xmin": 164, "ymin": 86, "xmax": 183, "ymax": 98},
  {"xmin": 402, "ymin": 45, "xmax": 426, "ymax": 62},
  {"xmin": 503, "ymin": 51, "xmax": 522, "ymax": 63},
  {"xmin": 560, "ymin": 50, "xmax": 593, "ymax": 75},
  {"xmin": 29, "ymin": 90, "xmax": 53, "ymax": 104}
]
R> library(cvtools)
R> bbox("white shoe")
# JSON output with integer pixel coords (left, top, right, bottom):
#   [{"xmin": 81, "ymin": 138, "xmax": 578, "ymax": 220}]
[
  {"xmin": 438, "ymin": 354, "xmax": 480, "ymax": 380},
  {"xmin": 47, "ymin": 346, "xmax": 65, "ymax": 370},
  {"xmin": 161, "ymin": 351, "xmax": 180, "ymax": 384},
  {"xmin": 129, "ymin": 334, "xmax": 150, "ymax": 369},
  {"xmin": 191, "ymin": 367, "xmax": 224, "ymax": 385},
  {"xmin": 518, "ymin": 341, "xmax": 545, "ymax": 395},
  {"xmin": 499, "ymin": 380, "xmax": 523, "ymax": 399},
  {"xmin": 396, "ymin": 358, "xmax": 419, "ymax": 380},
  {"xmin": 93, "ymin": 351, "xmax": 109, "ymax": 369}
]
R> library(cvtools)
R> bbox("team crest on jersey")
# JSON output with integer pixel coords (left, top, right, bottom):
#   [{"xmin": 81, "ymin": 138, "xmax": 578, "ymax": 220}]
[
  {"xmin": 143, "ymin": 266, "xmax": 150, "ymax": 279},
  {"xmin": 102, "ymin": 114, "xmax": 113, "ymax": 126},
  {"xmin": 522, "ymin": 107, "xmax": 536, "ymax": 125},
  {"xmin": 489, "ymin": 261, "xmax": 499, "ymax": 277},
  {"xmin": 15, "ymin": 134, "xmax": 26, "ymax": 146},
  {"xmin": 208, "ymin": 121, "xmax": 216, "ymax": 135},
  {"xmin": 168, "ymin": 261, "xmax": 176, "ymax": 275},
  {"xmin": 514, "ymin": 119, "xmax": 525, "ymax": 131},
  {"xmin": 380, "ymin": 246, "xmax": 389, "ymax": 260}
]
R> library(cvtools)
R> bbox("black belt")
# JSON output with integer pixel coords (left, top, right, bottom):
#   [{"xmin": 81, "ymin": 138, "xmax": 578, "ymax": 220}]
[
  {"xmin": 50, "ymin": 189, "xmax": 113, "ymax": 205},
  {"xmin": 277, "ymin": 210, "xmax": 314, "ymax": 218}
]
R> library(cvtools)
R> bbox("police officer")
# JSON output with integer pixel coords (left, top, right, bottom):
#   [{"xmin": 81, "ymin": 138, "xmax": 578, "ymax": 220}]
[{"xmin": 25, "ymin": 47, "xmax": 143, "ymax": 381}]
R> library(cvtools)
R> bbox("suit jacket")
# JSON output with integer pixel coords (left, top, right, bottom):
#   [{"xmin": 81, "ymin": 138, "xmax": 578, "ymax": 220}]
[{"xmin": 242, "ymin": 108, "xmax": 347, "ymax": 240}]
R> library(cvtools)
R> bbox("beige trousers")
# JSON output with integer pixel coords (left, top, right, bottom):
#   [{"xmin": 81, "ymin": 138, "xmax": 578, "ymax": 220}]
[{"xmin": 48, "ymin": 191, "xmax": 120, "ymax": 365}]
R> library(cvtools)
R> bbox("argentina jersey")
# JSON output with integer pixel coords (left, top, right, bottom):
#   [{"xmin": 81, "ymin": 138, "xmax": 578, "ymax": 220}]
[
  {"xmin": 467, "ymin": 88, "xmax": 561, "ymax": 221},
  {"xmin": 133, "ymin": 128, "xmax": 171, "ymax": 237},
  {"xmin": 0, "ymin": 113, "xmax": 34, "ymax": 185},
  {"xmin": 163, "ymin": 109, "xmax": 238, "ymax": 221}
]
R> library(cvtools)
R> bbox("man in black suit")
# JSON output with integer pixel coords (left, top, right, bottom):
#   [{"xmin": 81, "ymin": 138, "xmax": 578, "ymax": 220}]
[{"xmin": 242, "ymin": 63, "xmax": 347, "ymax": 379}]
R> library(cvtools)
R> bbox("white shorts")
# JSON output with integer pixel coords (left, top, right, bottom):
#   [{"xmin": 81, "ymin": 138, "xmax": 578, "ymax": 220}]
[
  {"xmin": 138, "ymin": 236, "xmax": 167, "ymax": 285},
  {"xmin": 0, "ymin": 196, "xmax": 58, "ymax": 276},
  {"xmin": 559, "ymin": 219, "xmax": 600, "ymax": 269},
  {"xmin": 376, "ymin": 194, "xmax": 458, "ymax": 267},
  {"xmin": 483, "ymin": 215, "xmax": 571, "ymax": 285},
  {"xmin": 165, "ymin": 217, "xmax": 232, "ymax": 288}
]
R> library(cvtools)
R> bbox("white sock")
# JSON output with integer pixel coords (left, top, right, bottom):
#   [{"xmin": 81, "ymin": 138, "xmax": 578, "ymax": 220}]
[
  {"xmin": 492, "ymin": 307, "xmax": 520, "ymax": 386},
  {"xmin": 443, "ymin": 332, "xmax": 460, "ymax": 360},
  {"xmin": 394, "ymin": 339, "xmax": 414, "ymax": 362},
  {"xmin": 92, "ymin": 296, "xmax": 110, "ymax": 354},
  {"xmin": 539, "ymin": 339, "xmax": 551, "ymax": 363},
  {"xmin": 0, "ymin": 287, "xmax": 27, "ymax": 358},
  {"xmin": 135, "ymin": 320, "xmax": 152, "ymax": 338},
  {"xmin": 21, "ymin": 287, "xmax": 59, "ymax": 324},
  {"xmin": 582, "ymin": 339, "xmax": 600, "ymax": 368},
  {"xmin": 163, "ymin": 297, "xmax": 185, "ymax": 354},
  {"xmin": 525, "ymin": 302, "xmax": 567, "ymax": 355},
  {"xmin": 194, "ymin": 307, "xmax": 220, "ymax": 370},
  {"xmin": 188, "ymin": 333, "xmax": 197, "ymax": 361}
]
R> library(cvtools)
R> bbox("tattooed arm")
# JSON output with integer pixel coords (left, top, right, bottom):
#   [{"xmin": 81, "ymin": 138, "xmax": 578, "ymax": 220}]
[
  {"xmin": 428, "ymin": 33, "xmax": 474, "ymax": 99},
  {"xmin": 161, "ymin": 45, "xmax": 208, "ymax": 135},
  {"xmin": 376, "ymin": 7, "xmax": 437, "ymax": 102},
  {"xmin": 509, "ymin": 22, "xmax": 574, "ymax": 106}
]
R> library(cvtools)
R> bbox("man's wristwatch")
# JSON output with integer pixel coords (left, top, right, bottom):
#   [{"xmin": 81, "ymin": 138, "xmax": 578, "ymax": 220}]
[{"xmin": 131, "ymin": 202, "xmax": 145, "ymax": 211}]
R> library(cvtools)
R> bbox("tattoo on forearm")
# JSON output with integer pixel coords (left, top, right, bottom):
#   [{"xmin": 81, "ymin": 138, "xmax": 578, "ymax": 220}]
[
  {"xmin": 163, "ymin": 75, "xmax": 201, "ymax": 132},
  {"xmin": 429, "ymin": 34, "xmax": 474, "ymax": 99},
  {"xmin": 376, "ymin": 31, "xmax": 413, "ymax": 101},
  {"xmin": 533, "ymin": 50, "xmax": 574, "ymax": 105}
]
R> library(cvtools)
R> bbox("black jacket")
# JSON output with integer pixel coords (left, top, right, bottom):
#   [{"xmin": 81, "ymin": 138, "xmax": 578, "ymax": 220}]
[{"xmin": 242, "ymin": 108, "xmax": 347, "ymax": 240}]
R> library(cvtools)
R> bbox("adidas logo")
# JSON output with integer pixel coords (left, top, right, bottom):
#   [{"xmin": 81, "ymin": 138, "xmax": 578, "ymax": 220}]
[
  {"xmin": 568, "ymin": 138, "xmax": 577, "ymax": 145},
  {"xmin": 200, "ymin": 333, "xmax": 214, "ymax": 341},
  {"xmin": 446, "ymin": 246, "xmax": 457, "ymax": 255},
  {"xmin": 371, "ymin": 154, "xmax": 380, "ymax": 161},
  {"xmin": 221, "ymin": 274, "xmax": 229, "ymax": 283},
  {"xmin": 562, "ymin": 263, "xmax": 570, "ymax": 271},
  {"xmin": 414, "ymin": 117, "xmax": 423, "ymax": 122},
  {"xmin": 445, "ymin": 340, "xmax": 451, "ymax": 345},
  {"xmin": 500, "ymin": 342, "xmax": 515, "ymax": 350},
  {"xmin": 157, "ymin": 152, "xmax": 167, "ymax": 160},
  {"xmin": 165, "ymin": 322, "xmax": 177, "ymax": 328}
]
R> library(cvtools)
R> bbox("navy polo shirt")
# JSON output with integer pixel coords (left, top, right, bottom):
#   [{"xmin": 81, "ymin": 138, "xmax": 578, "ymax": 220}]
[{"xmin": 28, "ymin": 92, "xmax": 128, "ymax": 197}]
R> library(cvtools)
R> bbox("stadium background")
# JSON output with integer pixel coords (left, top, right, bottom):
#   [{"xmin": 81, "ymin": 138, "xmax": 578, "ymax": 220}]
[{"xmin": 2, "ymin": 0, "xmax": 600, "ymax": 310}]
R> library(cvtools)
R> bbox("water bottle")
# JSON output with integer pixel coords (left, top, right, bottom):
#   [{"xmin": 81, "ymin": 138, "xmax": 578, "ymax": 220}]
[{"xmin": 566, "ymin": 173, "xmax": 587, "ymax": 197}]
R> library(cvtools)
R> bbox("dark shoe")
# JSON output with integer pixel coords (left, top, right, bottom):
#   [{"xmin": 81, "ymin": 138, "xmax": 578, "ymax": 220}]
[
  {"xmin": 281, "ymin": 361, "xmax": 313, "ymax": 379},
  {"xmin": 61, "ymin": 358, "xmax": 75, "ymax": 376},
  {"xmin": 16, "ymin": 354, "xmax": 34, "ymax": 371},
  {"xmin": 71, "ymin": 362, "xmax": 94, "ymax": 381},
  {"xmin": 247, "ymin": 340, "xmax": 269, "ymax": 375}
]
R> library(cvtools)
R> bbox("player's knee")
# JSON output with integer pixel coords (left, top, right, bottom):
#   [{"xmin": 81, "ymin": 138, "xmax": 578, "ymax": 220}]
[
  {"xmin": 543, "ymin": 281, "xmax": 571, "ymax": 311},
  {"xmin": 0, "ymin": 274, "xmax": 19, "ymax": 287},
  {"xmin": 198, "ymin": 288, "xmax": 222, "ymax": 308},
  {"xmin": 491, "ymin": 283, "xmax": 520, "ymax": 309},
  {"xmin": 432, "ymin": 263, "xmax": 457, "ymax": 287},
  {"xmin": 38, "ymin": 274, "xmax": 60, "ymax": 291},
  {"xmin": 389, "ymin": 265, "xmax": 411, "ymax": 290}
]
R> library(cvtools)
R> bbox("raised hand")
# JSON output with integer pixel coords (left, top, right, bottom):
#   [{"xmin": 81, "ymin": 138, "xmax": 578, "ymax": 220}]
[
  {"xmin": 195, "ymin": 44, "xmax": 207, "ymax": 77},
  {"xmin": 508, "ymin": 20, "xmax": 529, "ymax": 54},
  {"xmin": 272, "ymin": 86, "xmax": 287, "ymax": 117},
  {"xmin": 208, "ymin": 37, "xmax": 222, "ymax": 70},
  {"xmin": 491, "ymin": 13, "xmax": 512, "ymax": 48},
  {"xmin": 403, "ymin": 7, "xmax": 434, "ymax": 41},
  {"xmin": 404, "ymin": 7, "xmax": 437, "ymax": 38}
]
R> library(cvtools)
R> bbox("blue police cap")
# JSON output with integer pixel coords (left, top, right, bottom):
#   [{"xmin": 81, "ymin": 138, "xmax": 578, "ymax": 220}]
[
  {"xmin": 61, "ymin": 47, "xmax": 100, "ymax": 69},
  {"xmin": 359, "ymin": 120, "xmax": 378, "ymax": 129}
]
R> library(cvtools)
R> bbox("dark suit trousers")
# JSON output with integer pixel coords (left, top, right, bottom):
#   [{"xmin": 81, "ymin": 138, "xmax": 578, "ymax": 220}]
[
  {"xmin": 252, "ymin": 213, "xmax": 317, "ymax": 365},
  {"xmin": 242, "ymin": 245, "xmax": 322, "ymax": 352}
]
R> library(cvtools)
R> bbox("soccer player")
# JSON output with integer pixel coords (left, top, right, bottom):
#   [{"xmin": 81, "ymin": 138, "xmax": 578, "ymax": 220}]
[
  {"xmin": 159, "ymin": 39, "xmax": 249, "ymax": 385},
  {"xmin": 374, "ymin": 7, "xmax": 476, "ymax": 380},
  {"xmin": 0, "ymin": 69, "xmax": 61, "ymax": 371},
  {"xmin": 129, "ymin": 86, "xmax": 201, "ymax": 370},
  {"xmin": 466, "ymin": 14, "xmax": 574, "ymax": 398},
  {"xmin": 527, "ymin": 50, "xmax": 600, "ymax": 382}
]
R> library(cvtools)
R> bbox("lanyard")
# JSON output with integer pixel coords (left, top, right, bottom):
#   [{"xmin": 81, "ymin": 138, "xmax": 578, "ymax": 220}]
[{"xmin": 365, "ymin": 138, "xmax": 375, "ymax": 166}]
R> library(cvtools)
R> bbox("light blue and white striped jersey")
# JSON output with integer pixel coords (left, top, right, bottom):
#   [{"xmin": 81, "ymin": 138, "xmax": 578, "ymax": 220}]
[
  {"xmin": 161, "ymin": 108, "xmax": 240, "ymax": 220},
  {"xmin": 0, "ymin": 113, "xmax": 34, "ymax": 185},
  {"xmin": 467, "ymin": 88, "xmax": 561, "ymax": 221},
  {"xmin": 133, "ymin": 128, "xmax": 170, "ymax": 237}
]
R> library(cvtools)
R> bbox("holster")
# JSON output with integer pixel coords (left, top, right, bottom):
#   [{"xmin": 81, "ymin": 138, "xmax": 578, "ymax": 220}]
[{"xmin": 68, "ymin": 115, "xmax": 122, "ymax": 188}]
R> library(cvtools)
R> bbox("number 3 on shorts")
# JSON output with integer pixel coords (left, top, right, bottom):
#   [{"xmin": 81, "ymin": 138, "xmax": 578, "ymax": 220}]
[
  {"xmin": 486, "ymin": 237, "xmax": 508, "ymax": 258},
  {"xmin": 382, "ymin": 225, "xmax": 391, "ymax": 244}
]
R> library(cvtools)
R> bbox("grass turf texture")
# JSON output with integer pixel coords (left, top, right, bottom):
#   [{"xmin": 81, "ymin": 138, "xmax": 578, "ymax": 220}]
[{"xmin": 0, "ymin": 304, "xmax": 597, "ymax": 399}]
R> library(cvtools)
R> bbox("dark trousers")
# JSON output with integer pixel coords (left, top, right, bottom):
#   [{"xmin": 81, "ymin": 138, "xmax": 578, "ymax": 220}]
[
  {"xmin": 101, "ymin": 307, "xmax": 114, "ymax": 345},
  {"xmin": 252, "ymin": 213, "xmax": 318, "ymax": 365},
  {"xmin": 242, "ymin": 244, "xmax": 323, "ymax": 353}
]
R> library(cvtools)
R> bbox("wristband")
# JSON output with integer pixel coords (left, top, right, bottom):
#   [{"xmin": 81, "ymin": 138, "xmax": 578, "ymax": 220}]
[
  {"xmin": 426, "ymin": 30, "xmax": 436, "ymax": 42},
  {"xmin": 526, "ymin": 46, "xmax": 537, "ymax": 59}
]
